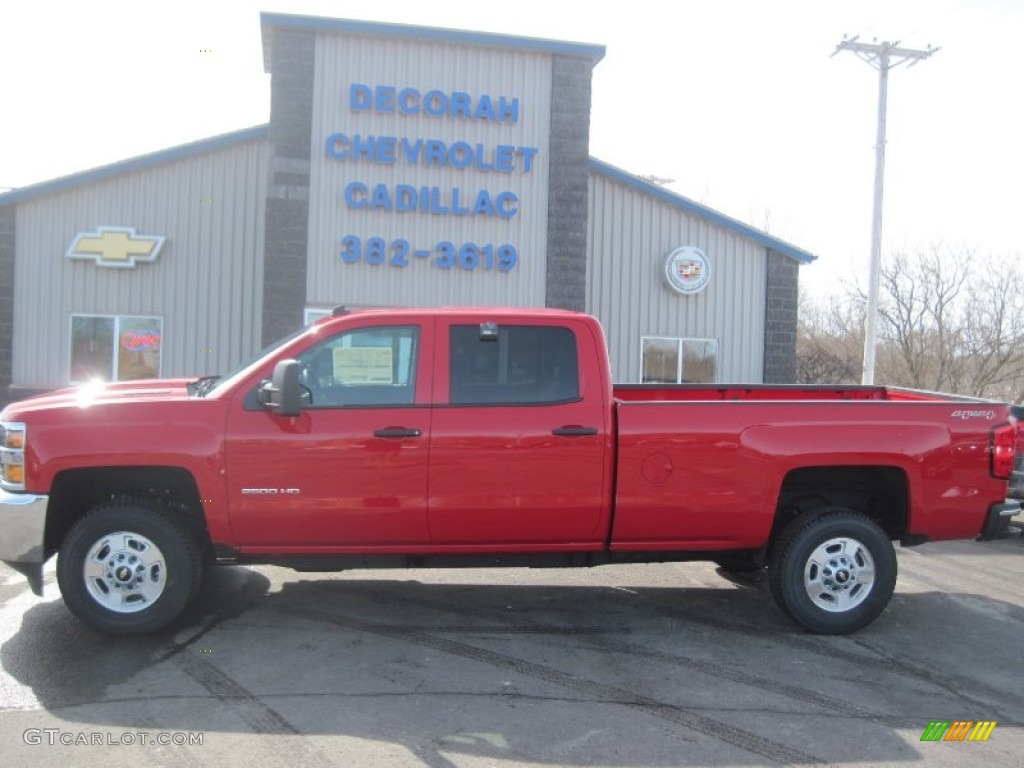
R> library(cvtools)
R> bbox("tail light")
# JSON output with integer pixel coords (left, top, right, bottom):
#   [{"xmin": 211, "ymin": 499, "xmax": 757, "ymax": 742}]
[{"xmin": 991, "ymin": 422, "xmax": 1017, "ymax": 479}]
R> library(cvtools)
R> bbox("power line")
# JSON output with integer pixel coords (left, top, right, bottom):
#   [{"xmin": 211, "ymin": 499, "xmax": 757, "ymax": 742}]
[{"xmin": 832, "ymin": 35, "xmax": 939, "ymax": 386}]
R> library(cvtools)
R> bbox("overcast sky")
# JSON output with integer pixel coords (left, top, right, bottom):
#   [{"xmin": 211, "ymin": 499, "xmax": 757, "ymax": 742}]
[{"xmin": 2, "ymin": 0, "xmax": 1021, "ymax": 299}]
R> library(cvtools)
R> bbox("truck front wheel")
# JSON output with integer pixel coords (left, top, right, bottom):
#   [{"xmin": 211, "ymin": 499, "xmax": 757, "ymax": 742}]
[
  {"xmin": 57, "ymin": 499, "xmax": 203, "ymax": 635},
  {"xmin": 769, "ymin": 510, "xmax": 896, "ymax": 634}
]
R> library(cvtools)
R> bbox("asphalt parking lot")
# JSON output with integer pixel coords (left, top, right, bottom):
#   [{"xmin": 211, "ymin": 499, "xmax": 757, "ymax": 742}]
[{"xmin": 1, "ymin": 532, "xmax": 1021, "ymax": 767}]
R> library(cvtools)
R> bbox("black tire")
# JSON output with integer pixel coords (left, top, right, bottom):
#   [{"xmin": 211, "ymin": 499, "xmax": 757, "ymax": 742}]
[
  {"xmin": 768, "ymin": 510, "xmax": 897, "ymax": 634},
  {"xmin": 57, "ymin": 499, "xmax": 203, "ymax": 635}
]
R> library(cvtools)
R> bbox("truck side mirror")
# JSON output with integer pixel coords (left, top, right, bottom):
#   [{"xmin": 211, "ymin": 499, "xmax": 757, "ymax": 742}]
[{"xmin": 259, "ymin": 360, "xmax": 302, "ymax": 417}]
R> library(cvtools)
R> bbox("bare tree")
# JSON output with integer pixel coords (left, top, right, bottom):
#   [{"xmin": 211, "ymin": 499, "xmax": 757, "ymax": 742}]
[
  {"xmin": 796, "ymin": 291, "xmax": 863, "ymax": 384},
  {"xmin": 958, "ymin": 259, "xmax": 1024, "ymax": 398},
  {"xmin": 874, "ymin": 246, "xmax": 970, "ymax": 391},
  {"xmin": 802, "ymin": 244, "xmax": 1024, "ymax": 400}
]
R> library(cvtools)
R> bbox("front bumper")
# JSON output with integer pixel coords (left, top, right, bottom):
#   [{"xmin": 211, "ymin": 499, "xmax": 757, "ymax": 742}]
[
  {"xmin": 978, "ymin": 499, "xmax": 1021, "ymax": 541},
  {"xmin": 0, "ymin": 489, "xmax": 48, "ymax": 595}
]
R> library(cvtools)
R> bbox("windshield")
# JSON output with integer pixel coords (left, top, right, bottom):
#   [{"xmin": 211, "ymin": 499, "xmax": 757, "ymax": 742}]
[{"xmin": 198, "ymin": 325, "xmax": 315, "ymax": 398}]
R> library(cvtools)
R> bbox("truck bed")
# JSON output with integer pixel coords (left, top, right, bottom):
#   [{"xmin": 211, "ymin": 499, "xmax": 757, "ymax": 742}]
[
  {"xmin": 610, "ymin": 389, "xmax": 1012, "ymax": 550},
  {"xmin": 613, "ymin": 383, "xmax": 973, "ymax": 403}
]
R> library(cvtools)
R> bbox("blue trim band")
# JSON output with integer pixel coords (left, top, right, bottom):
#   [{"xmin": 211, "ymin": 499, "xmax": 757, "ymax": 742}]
[
  {"xmin": 588, "ymin": 158, "xmax": 817, "ymax": 265},
  {"xmin": 261, "ymin": 12, "xmax": 605, "ymax": 73},
  {"xmin": 0, "ymin": 125, "xmax": 270, "ymax": 207}
]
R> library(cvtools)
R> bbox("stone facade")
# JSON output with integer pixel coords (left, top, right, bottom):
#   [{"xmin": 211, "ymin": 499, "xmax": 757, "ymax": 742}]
[
  {"xmin": 544, "ymin": 55, "xmax": 593, "ymax": 312},
  {"xmin": 261, "ymin": 29, "xmax": 315, "ymax": 346},
  {"xmin": 763, "ymin": 248, "xmax": 799, "ymax": 383},
  {"xmin": 0, "ymin": 206, "xmax": 14, "ymax": 408}
]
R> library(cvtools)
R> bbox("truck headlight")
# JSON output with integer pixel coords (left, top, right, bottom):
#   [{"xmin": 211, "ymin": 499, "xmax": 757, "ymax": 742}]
[{"xmin": 0, "ymin": 421, "xmax": 26, "ymax": 490}]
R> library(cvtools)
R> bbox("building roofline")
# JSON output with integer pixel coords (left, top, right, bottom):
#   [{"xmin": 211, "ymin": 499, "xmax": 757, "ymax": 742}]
[
  {"xmin": 0, "ymin": 125, "xmax": 270, "ymax": 207},
  {"xmin": 588, "ymin": 157, "xmax": 818, "ymax": 265},
  {"xmin": 260, "ymin": 12, "xmax": 606, "ymax": 73}
]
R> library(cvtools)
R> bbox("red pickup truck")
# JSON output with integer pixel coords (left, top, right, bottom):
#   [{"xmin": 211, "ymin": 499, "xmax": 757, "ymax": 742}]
[{"xmin": 1, "ymin": 307, "xmax": 1020, "ymax": 636}]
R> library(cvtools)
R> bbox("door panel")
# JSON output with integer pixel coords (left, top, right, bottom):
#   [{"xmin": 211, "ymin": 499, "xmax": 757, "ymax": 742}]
[
  {"xmin": 225, "ymin": 322, "xmax": 433, "ymax": 548},
  {"xmin": 428, "ymin": 319, "xmax": 610, "ymax": 546}
]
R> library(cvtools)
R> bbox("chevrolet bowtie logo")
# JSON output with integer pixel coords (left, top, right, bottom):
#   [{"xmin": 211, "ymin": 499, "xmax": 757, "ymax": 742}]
[{"xmin": 67, "ymin": 226, "xmax": 166, "ymax": 268}]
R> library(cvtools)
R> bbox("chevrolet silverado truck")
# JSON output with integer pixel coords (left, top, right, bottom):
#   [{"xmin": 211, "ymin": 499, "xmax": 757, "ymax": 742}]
[{"xmin": 1, "ymin": 307, "xmax": 1021, "ymax": 636}]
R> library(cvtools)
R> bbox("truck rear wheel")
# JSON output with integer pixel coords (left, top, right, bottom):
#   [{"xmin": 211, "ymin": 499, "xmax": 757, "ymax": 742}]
[
  {"xmin": 769, "ymin": 510, "xmax": 896, "ymax": 634},
  {"xmin": 57, "ymin": 499, "xmax": 202, "ymax": 635}
]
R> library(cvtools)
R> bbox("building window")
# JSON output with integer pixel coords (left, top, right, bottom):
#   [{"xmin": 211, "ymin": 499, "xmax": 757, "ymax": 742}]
[
  {"xmin": 305, "ymin": 305, "xmax": 388, "ymax": 325},
  {"xmin": 450, "ymin": 325, "xmax": 579, "ymax": 405},
  {"xmin": 641, "ymin": 336, "xmax": 718, "ymax": 384},
  {"xmin": 304, "ymin": 307, "xmax": 332, "ymax": 325},
  {"xmin": 70, "ymin": 315, "xmax": 162, "ymax": 383}
]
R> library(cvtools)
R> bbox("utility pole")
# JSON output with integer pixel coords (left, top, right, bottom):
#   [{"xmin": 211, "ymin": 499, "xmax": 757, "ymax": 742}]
[{"xmin": 833, "ymin": 36, "xmax": 938, "ymax": 385}]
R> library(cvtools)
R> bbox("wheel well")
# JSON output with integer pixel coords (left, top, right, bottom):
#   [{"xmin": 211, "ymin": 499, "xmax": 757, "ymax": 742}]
[
  {"xmin": 773, "ymin": 466, "xmax": 909, "ymax": 541},
  {"xmin": 45, "ymin": 467, "xmax": 210, "ymax": 556}
]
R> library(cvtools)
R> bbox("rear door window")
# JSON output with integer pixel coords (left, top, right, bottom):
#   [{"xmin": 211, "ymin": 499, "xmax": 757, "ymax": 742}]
[{"xmin": 449, "ymin": 325, "xmax": 578, "ymax": 405}]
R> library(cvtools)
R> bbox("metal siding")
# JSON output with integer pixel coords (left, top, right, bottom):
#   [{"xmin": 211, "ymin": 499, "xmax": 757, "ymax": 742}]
[
  {"xmin": 13, "ymin": 140, "xmax": 268, "ymax": 388},
  {"xmin": 307, "ymin": 34, "xmax": 551, "ymax": 308},
  {"xmin": 262, "ymin": 13, "xmax": 606, "ymax": 65},
  {"xmin": 586, "ymin": 172, "xmax": 766, "ymax": 383}
]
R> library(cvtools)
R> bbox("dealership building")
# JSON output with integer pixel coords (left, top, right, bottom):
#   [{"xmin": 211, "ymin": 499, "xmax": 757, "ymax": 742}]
[{"xmin": 0, "ymin": 12, "xmax": 815, "ymax": 406}]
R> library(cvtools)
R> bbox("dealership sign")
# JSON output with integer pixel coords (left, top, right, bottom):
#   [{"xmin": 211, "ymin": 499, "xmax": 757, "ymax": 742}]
[
  {"xmin": 326, "ymin": 84, "xmax": 531, "ymax": 221},
  {"xmin": 323, "ymin": 83, "xmax": 536, "ymax": 274},
  {"xmin": 66, "ymin": 226, "xmax": 166, "ymax": 269},
  {"xmin": 663, "ymin": 246, "xmax": 711, "ymax": 295}
]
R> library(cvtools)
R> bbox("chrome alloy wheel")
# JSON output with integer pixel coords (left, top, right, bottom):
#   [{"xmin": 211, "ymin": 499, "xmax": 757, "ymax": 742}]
[
  {"xmin": 803, "ymin": 536, "xmax": 876, "ymax": 613},
  {"xmin": 82, "ymin": 531, "xmax": 167, "ymax": 613}
]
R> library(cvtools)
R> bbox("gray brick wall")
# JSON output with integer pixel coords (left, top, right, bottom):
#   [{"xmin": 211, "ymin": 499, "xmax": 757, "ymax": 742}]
[
  {"xmin": 0, "ymin": 206, "xmax": 15, "ymax": 409},
  {"xmin": 544, "ymin": 55, "xmax": 593, "ymax": 311},
  {"xmin": 763, "ymin": 249, "xmax": 799, "ymax": 383},
  {"xmin": 262, "ymin": 29, "xmax": 314, "ymax": 346}
]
